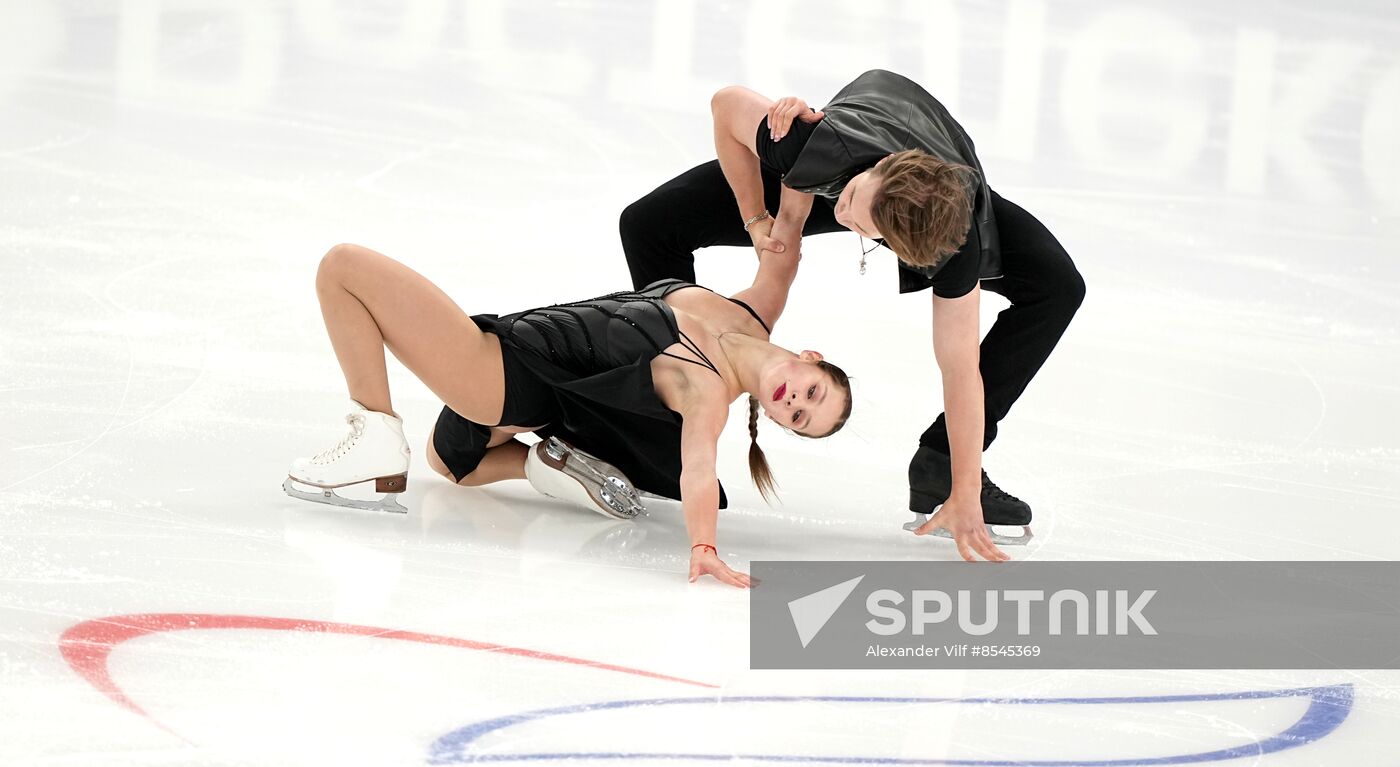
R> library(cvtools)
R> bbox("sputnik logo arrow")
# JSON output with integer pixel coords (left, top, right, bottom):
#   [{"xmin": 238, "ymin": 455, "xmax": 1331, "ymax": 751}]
[{"xmin": 787, "ymin": 575, "xmax": 865, "ymax": 648}]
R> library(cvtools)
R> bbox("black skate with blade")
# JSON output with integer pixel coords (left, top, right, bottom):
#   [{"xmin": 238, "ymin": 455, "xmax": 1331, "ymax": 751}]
[{"xmin": 905, "ymin": 446, "xmax": 1033, "ymax": 546}]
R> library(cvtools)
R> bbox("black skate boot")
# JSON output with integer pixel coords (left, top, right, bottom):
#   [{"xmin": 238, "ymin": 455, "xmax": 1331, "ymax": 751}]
[{"xmin": 905, "ymin": 446, "xmax": 1034, "ymax": 546}]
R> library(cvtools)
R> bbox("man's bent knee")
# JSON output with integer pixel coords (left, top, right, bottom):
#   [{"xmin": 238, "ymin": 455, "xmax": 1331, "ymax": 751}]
[
  {"xmin": 619, "ymin": 197, "xmax": 656, "ymax": 244},
  {"xmin": 1063, "ymin": 269, "xmax": 1086, "ymax": 314}
]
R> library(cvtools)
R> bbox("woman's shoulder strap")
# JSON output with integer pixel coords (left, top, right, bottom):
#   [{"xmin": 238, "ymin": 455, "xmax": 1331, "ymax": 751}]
[
  {"xmin": 724, "ymin": 297, "xmax": 771, "ymax": 335},
  {"xmin": 636, "ymin": 278, "xmax": 697, "ymax": 299}
]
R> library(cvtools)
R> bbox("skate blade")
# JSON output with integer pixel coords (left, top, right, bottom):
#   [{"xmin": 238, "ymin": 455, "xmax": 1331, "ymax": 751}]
[
  {"xmin": 283, "ymin": 477, "xmax": 407, "ymax": 514},
  {"xmin": 903, "ymin": 512, "xmax": 1033, "ymax": 546},
  {"xmin": 539, "ymin": 438, "xmax": 646, "ymax": 519}
]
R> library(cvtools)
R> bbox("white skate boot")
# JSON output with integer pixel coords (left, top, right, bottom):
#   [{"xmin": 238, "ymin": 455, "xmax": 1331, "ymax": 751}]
[
  {"xmin": 524, "ymin": 437, "xmax": 646, "ymax": 520},
  {"xmin": 283, "ymin": 401, "xmax": 412, "ymax": 514}
]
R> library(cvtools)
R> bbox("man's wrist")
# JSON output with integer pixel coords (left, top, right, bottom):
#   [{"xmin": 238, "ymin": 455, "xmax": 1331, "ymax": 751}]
[{"xmin": 948, "ymin": 485, "xmax": 981, "ymax": 505}]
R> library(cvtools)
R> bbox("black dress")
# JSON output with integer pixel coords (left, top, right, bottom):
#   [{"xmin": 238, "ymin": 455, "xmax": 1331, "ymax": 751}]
[{"xmin": 432, "ymin": 279, "xmax": 771, "ymax": 508}]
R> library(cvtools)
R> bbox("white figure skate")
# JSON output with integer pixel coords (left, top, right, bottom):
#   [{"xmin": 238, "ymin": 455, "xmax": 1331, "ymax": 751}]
[
  {"xmin": 903, "ymin": 511, "xmax": 1033, "ymax": 546},
  {"xmin": 284, "ymin": 402, "xmax": 411, "ymax": 514},
  {"xmin": 524, "ymin": 436, "xmax": 646, "ymax": 520}
]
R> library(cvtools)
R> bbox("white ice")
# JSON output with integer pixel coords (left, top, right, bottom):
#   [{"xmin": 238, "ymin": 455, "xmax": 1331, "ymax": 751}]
[{"xmin": 2, "ymin": 1, "xmax": 1399, "ymax": 764}]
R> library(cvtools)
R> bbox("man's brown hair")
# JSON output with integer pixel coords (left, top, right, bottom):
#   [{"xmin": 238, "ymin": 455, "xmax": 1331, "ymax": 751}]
[{"xmin": 869, "ymin": 150, "xmax": 976, "ymax": 270}]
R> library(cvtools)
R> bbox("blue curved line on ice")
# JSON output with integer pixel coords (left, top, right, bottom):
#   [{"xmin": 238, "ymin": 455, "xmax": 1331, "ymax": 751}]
[{"xmin": 428, "ymin": 684, "xmax": 1352, "ymax": 765}]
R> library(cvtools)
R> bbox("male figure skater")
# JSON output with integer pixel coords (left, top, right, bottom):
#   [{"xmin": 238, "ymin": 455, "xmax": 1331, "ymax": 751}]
[{"xmin": 619, "ymin": 70, "xmax": 1085, "ymax": 562}]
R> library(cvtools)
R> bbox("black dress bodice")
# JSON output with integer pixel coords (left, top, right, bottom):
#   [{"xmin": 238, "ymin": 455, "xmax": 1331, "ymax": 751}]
[{"xmin": 468, "ymin": 279, "xmax": 764, "ymax": 508}]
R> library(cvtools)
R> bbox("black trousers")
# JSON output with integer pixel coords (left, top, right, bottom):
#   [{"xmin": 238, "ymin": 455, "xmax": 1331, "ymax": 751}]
[{"xmin": 619, "ymin": 159, "xmax": 1084, "ymax": 467}]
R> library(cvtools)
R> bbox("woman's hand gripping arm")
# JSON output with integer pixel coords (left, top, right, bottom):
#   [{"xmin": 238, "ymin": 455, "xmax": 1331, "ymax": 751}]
[{"xmin": 762, "ymin": 96, "xmax": 822, "ymax": 281}]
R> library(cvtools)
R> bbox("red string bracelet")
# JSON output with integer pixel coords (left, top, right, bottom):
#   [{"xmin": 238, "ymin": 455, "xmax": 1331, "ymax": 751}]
[{"xmin": 691, "ymin": 543, "xmax": 717, "ymax": 556}]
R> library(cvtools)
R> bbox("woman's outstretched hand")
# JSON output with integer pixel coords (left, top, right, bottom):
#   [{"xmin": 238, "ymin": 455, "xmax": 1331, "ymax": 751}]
[
  {"xmin": 689, "ymin": 548, "xmax": 754, "ymax": 588},
  {"xmin": 768, "ymin": 97, "xmax": 824, "ymax": 141}
]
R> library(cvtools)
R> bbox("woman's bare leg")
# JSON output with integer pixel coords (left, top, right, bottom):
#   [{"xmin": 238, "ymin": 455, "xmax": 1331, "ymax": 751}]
[
  {"xmin": 314, "ymin": 243, "xmax": 507, "ymax": 425},
  {"xmin": 459, "ymin": 440, "xmax": 529, "ymax": 486}
]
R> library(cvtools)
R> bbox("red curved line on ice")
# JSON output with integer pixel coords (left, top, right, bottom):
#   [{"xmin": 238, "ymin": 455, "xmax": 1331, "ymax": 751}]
[{"xmin": 59, "ymin": 613, "xmax": 717, "ymax": 734}]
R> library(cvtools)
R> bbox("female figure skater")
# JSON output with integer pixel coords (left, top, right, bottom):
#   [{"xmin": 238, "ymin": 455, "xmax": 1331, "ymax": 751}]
[
  {"xmin": 284, "ymin": 244, "xmax": 852, "ymax": 588},
  {"xmin": 621, "ymin": 69, "xmax": 1085, "ymax": 562}
]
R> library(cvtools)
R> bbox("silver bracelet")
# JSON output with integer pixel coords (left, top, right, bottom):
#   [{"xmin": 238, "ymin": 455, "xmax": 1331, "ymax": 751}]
[{"xmin": 742, "ymin": 211, "xmax": 771, "ymax": 232}]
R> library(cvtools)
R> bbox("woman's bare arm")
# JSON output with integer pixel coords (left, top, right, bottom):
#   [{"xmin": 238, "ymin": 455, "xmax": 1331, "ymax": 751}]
[
  {"xmin": 676, "ymin": 394, "xmax": 751, "ymax": 588},
  {"xmin": 761, "ymin": 96, "xmax": 822, "ymax": 294}
]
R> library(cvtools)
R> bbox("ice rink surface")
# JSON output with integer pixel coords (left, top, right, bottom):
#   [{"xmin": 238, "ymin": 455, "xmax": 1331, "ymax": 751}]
[{"xmin": 3, "ymin": 1, "xmax": 1399, "ymax": 764}]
